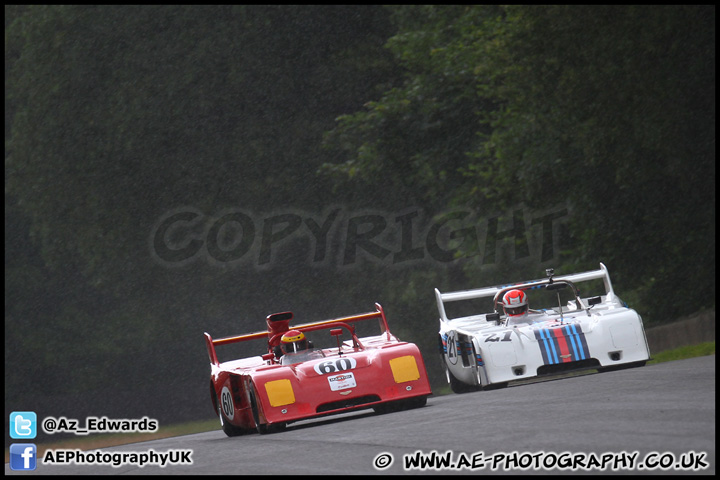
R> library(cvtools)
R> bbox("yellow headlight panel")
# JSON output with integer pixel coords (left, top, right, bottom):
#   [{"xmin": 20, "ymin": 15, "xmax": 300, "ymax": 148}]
[
  {"xmin": 264, "ymin": 379, "xmax": 295, "ymax": 407},
  {"xmin": 389, "ymin": 355, "xmax": 420, "ymax": 383}
]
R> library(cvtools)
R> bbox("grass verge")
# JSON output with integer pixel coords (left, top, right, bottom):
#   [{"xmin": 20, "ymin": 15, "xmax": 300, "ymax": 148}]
[{"xmin": 647, "ymin": 341, "xmax": 715, "ymax": 365}]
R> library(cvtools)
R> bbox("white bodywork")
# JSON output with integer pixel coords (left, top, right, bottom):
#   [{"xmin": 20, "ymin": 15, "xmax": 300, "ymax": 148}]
[{"xmin": 436, "ymin": 263, "xmax": 650, "ymax": 390}]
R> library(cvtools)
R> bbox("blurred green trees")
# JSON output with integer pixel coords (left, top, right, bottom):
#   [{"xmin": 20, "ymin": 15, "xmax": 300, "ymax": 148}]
[{"xmin": 5, "ymin": 5, "xmax": 714, "ymax": 421}]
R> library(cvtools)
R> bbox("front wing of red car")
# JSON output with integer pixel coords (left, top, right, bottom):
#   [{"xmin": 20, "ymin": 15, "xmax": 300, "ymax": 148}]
[{"xmin": 248, "ymin": 342, "xmax": 431, "ymax": 427}]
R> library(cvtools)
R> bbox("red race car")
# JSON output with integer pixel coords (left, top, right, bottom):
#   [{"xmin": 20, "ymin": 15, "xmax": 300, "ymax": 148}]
[{"xmin": 204, "ymin": 303, "xmax": 432, "ymax": 436}]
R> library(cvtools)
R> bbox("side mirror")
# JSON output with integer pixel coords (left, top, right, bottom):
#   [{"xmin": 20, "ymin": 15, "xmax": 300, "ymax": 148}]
[
  {"xmin": 588, "ymin": 296, "xmax": 602, "ymax": 306},
  {"xmin": 486, "ymin": 313, "xmax": 501, "ymax": 325}
]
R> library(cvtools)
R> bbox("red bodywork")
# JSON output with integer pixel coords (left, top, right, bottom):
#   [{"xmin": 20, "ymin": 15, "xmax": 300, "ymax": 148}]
[{"xmin": 204, "ymin": 303, "xmax": 432, "ymax": 435}]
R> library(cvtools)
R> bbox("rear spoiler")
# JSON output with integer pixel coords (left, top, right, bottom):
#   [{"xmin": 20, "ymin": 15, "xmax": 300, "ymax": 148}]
[
  {"xmin": 204, "ymin": 303, "xmax": 390, "ymax": 366},
  {"xmin": 435, "ymin": 262, "xmax": 615, "ymax": 323}
]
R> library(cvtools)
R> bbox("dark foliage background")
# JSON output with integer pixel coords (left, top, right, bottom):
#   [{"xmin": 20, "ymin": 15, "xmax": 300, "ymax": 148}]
[{"xmin": 5, "ymin": 5, "xmax": 714, "ymax": 438}]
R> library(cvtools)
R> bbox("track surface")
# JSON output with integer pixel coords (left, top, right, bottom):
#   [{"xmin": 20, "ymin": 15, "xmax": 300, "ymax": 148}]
[{"xmin": 7, "ymin": 355, "xmax": 715, "ymax": 475}]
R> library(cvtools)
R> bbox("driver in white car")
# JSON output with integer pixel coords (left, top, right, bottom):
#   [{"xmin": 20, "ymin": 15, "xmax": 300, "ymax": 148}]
[{"xmin": 501, "ymin": 289, "xmax": 541, "ymax": 325}]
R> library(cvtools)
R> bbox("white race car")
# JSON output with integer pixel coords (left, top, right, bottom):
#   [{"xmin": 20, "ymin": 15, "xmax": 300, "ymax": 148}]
[{"xmin": 436, "ymin": 263, "xmax": 650, "ymax": 393}]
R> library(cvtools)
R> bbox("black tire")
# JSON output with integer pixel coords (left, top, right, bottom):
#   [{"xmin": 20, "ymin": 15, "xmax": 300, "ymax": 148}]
[
  {"xmin": 214, "ymin": 389, "xmax": 246, "ymax": 437},
  {"xmin": 446, "ymin": 365, "xmax": 482, "ymax": 394},
  {"xmin": 439, "ymin": 334, "xmax": 482, "ymax": 394},
  {"xmin": 249, "ymin": 383, "xmax": 285, "ymax": 434}
]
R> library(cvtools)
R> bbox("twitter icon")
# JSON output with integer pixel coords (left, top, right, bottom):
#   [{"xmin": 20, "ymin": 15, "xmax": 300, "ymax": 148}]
[{"xmin": 10, "ymin": 411, "xmax": 37, "ymax": 439}]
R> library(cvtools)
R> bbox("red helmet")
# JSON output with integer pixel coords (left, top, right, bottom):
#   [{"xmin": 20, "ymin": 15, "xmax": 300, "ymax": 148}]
[
  {"xmin": 280, "ymin": 330, "xmax": 308, "ymax": 354},
  {"xmin": 502, "ymin": 289, "xmax": 528, "ymax": 317}
]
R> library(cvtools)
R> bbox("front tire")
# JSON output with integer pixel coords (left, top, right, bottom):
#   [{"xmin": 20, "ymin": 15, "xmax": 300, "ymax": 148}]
[
  {"xmin": 249, "ymin": 383, "xmax": 285, "ymax": 434},
  {"xmin": 214, "ymin": 389, "xmax": 246, "ymax": 437},
  {"xmin": 446, "ymin": 365, "xmax": 482, "ymax": 394}
]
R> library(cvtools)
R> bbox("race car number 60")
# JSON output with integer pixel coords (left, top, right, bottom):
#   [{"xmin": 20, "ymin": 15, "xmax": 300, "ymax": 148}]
[
  {"xmin": 220, "ymin": 386, "xmax": 234, "ymax": 420},
  {"xmin": 314, "ymin": 357, "xmax": 357, "ymax": 375}
]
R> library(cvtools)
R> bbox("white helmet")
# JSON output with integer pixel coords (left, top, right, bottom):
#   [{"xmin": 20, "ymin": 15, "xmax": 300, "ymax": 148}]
[{"xmin": 502, "ymin": 289, "xmax": 528, "ymax": 317}]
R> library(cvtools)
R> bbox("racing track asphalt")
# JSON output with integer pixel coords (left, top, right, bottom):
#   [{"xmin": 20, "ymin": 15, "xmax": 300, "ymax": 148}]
[{"xmin": 6, "ymin": 355, "xmax": 715, "ymax": 475}]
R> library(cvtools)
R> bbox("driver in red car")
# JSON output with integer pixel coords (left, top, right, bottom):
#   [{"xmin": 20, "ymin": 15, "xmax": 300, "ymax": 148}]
[
  {"xmin": 280, "ymin": 330, "xmax": 308, "ymax": 354},
  {"xmin": 277, "ymin": 330, "xmax": 324, "ymax": 365}
]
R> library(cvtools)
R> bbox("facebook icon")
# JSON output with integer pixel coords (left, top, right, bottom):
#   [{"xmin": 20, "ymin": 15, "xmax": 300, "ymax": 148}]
[{"xmin": 10, "ymin": 444, "xmax": 37, "ymax": 471}]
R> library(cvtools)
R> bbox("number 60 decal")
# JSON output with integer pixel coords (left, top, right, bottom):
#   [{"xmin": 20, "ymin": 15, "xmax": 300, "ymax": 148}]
[
  {"xmin": 313, "ymin": 357, "xmax": 357, "ymax": 375},
  {"xmin": 220, "ymin": 386, "xmax": 234, "ymax": 420}
]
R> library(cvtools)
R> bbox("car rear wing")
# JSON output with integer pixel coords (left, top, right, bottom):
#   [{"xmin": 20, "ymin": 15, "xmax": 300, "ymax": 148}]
[
  {"xmin": 204, "ymin": 303, "xmax": 390, "ymax": 366},
  {"xmin": 435, "ymin": 263, "xmax": 615, "ymax": 323}
]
